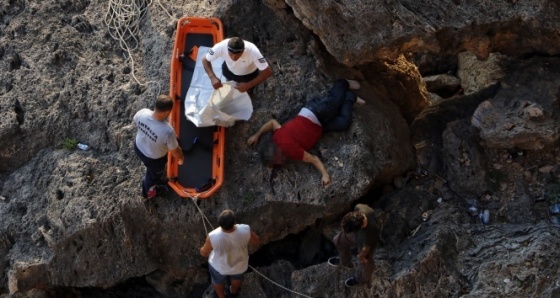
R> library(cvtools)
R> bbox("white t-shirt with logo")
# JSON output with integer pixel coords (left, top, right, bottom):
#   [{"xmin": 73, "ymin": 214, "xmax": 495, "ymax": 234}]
[
  {"xmin": 134, "ymin": 109, "xmax": 178, "ymax": 159},
  {"xmin": 208, "ymin": 224, "xmax": 251, "ymax": 275},
  {"xmin": 205, "ymin": 38, "xmax": 269, "ymax": 76}
]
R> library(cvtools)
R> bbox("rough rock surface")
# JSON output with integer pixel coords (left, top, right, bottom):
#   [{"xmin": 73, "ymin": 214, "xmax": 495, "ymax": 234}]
[
  {"xmin": 473, "ymin": 57, "xmax": 560, "ymax": 150},
  {"xmin": 457, "ymin": 52, "xmax": 507, "ymax": 95},
  {"xmin": 423, "ymin": 73, "xmax": 461, "ymax": 98},
  {"xmin": 282, "ymin": 0, "xmax": 560, "ymax": 65},
  {"xmin": 1, "ymin": 0, "xmax": 560, "ymax": 297}
]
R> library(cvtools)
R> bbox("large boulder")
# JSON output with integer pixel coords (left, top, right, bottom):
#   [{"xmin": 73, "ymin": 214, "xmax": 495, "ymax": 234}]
[
  {"xmin": 278, "ymin": 0, "xmax": 560, "ymax": 66},
  {"xmin": 457, "ymin": 52, "xmax": 507, "ymax": 95},
  {"xmin": 473, "ymin": 57, "xmax": 560, "ymax": 150}
]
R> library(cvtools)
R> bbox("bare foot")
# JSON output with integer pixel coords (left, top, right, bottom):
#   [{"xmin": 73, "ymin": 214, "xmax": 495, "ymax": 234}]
[
  {"xmin": 347, "ymin": 79, "xmax": 360, "ymax": 90},
  {"xmin": 356, "ymin": 97, "xmax": 365, "ymax": 105}
]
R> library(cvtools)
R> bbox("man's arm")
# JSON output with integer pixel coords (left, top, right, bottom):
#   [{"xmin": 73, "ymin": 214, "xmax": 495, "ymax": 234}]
[
  {"xmin": 199, "ymin": 236, "xmax": 213, "ymax": 257},
  {"xmin": 236, "ymin": 67, "xmax": 272, "ymax": 93},
  {"xmin": 171, "ymin": 146, "xmax": 184, "ymax": 165},
  {"xmin": 302, "ymin": 151, "xmax": 331, "ymax": 186},
  {"xmin": 249, "ymin": 230, "xmax": 260, "ymax": 246},
  {"xmin": 358, "ymin": 245, "xmax": 371, "ymax": 264},
  {"xmin": 202, "ymin": 56, "xmax": 223, "ymax": 90},
  {"xmin": 247, "ymin": 119, "xmax": 281, "ymax": 146}
]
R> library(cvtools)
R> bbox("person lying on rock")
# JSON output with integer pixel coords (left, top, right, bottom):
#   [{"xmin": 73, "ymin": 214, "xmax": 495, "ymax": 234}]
[
  {"xmin": 247, "ymin": 79, "xmax": 364, "ymax": 186},
  {"xmin": 202, "ymin": 36, "xmax": 272, "ymax": 94},
  {"xmin": 200, "ymin": 209, "xmax": 260, "ymax": 298},
  {"xmin": 328, "ymin": 204, "xmax": 380, "ymax": 288},
  {"xmin": 133, "ymin": 95, "xmax": 184, "ymax": 199}
]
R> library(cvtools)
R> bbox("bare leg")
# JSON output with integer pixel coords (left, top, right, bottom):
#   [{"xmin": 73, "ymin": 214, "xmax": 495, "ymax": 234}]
[
  {"xmin": 359, "ymin": 251, "xmax": 375, "ymax": 287},
  {"xmin": 346, "ymin": 79, "xmax": 366, "ymax": 105},
  {"xmin": 346, "ymin": 79, "xmax": 360, "ymax": 90},
  {"xmin": 356, "ymin": 97, "xmax": 365, "ymax": 105},
  {"xmin": 333, "ymin": 232, "xmax": 356, "ymax": 268},
  {"xmin": 213, "ymin": 284, "xmax": 226, "ymax": 298},
  {"xmin": 346, "ymin": 80, "xmax": 364, "ymax": 104},
  {"xmin": 230, "ymin": 279, "xmax": 243, "ymax": 294}
]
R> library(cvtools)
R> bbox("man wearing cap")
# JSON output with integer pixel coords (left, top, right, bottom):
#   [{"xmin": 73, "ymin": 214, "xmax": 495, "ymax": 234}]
[{"xmin": 202, "ymin": 37, "xmax": 272, "ymax": 94}]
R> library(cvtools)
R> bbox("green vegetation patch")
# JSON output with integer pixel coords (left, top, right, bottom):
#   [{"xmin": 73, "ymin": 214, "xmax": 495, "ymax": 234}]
[{"xmin": 61, "ymin": 138, "xmax": 78, "ymax": 150}]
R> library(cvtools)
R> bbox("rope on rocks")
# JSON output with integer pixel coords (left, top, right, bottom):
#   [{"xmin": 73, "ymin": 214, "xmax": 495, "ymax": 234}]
[
  {"xmin": 103, "ymin": 0, "xmax": 176, "ymax": 98},
  {"xmin": 248, "ymin": 267, "xmax": 313, "ymax": 298},
  {"xmin": 154, "ymin": 0, "xmax": 176, "ymax": 20},
  {"xmin": 189, "ymin": 195, "xmax": 213, "ymax": 236},
  {"xmin": 188, "ymin": 196, "xmax": 314, "ymax": 298}
]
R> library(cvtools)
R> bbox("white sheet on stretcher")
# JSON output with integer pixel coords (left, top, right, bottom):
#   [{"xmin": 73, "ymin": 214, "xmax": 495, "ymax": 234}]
[{"xmin": 184, "ymin": 46, "xmax": 253, "ymax": 127}]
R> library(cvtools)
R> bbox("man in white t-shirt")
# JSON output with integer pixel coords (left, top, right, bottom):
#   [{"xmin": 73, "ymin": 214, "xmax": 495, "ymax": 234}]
[
  {"xmin": 200, "ymin": 210, "xmax": 260, "ymax": 298},
  {"xmin": 133, "ymin": 95, "xmax": 184, "ymax": 199},
  {"xmin": 202, "ymin": 37, "xmax": 272, "ymax": 94}
]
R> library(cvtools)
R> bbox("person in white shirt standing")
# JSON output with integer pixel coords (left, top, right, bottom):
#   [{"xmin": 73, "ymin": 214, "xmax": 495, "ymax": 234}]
[
  {"xmin": 200, "ymin": 210, "xmax": 260, "ymax": 298},
  {"xmin": 133, "ymin": 95, "xmax": 184, "ymax": 199},
  {"xmin": 202, "ymin": 37, "xmax": 272, "ymax": 94}
]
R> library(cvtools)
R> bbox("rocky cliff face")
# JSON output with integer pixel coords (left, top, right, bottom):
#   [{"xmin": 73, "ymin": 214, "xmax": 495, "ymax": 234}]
[{"xmin": 1, "ymin": 0, "xmax": 560, "ymax": 297}]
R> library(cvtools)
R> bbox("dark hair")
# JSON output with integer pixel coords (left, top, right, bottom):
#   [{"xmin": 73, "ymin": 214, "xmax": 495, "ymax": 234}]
[
  {"xmin": 155, "ymin": 95, "xmax": 173, "ymax": 112},
  {"xmin": 227, "ymin": 37, "xmax": 244, "ymax": 53},
  {"xmin": 218, "ymin": 209, "xmax": 236, "ymax": 230},
  {"xmin": 260, "ymin": 140, "xmax": 285, "ymax": 168},
  {"xmin": 341, "ymin": 211, "xmax": 364, "ymax": 233}
]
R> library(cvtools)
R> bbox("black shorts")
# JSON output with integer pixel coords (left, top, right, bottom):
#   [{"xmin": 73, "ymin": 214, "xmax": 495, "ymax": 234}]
[{"xmin": 221, "ymin": 61, "xmax": 259, "ymax": 83}]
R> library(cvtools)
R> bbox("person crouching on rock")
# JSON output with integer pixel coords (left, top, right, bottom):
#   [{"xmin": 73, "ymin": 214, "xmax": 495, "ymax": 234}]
[
  {"xmin": 246, "ymin": 79, "xmax": 364, "ymax": 186},
  {"xmin": 199, "ymin": 209, "xmax": 260, "ymax": 298},
  {"xmin": 328, "ymin": 204, "xmax": 380, "ymax": 288},
  {"xmin": 202, "ymin": 36, "xmax": 272, "ymax": 94}
]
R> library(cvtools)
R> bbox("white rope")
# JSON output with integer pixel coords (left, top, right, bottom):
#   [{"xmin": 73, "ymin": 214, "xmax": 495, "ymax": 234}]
[
  {"xmin": 248, "ymin": 264, "xmax": 314, "ymax": 298},
  {"xmin": 104, "ymin": 0, "xmax": 150, "ymax": 51},
  {"xmin": 103, "ymin": 0, "xmax": 177, "ymax": 99},
  {"xmin": 189, "ymin": 195, "xmax": 213, "ymax": 235},
  {"xmin": 188, "ymin": 196, "xmax": 314, "ymax": 298},
  {"xmin": 154, "ymin": 0, "xmax": 176, "ymax": 20}
]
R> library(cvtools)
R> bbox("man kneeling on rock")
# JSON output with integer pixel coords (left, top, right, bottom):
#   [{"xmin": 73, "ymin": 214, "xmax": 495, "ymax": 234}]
[
  {"xmin": 328, "ymin": 204, "xmax": 380, "ymax": 288},
  {"xmin": 247, "ymin": 79, "xmax": 364, "ymax": 186}
]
